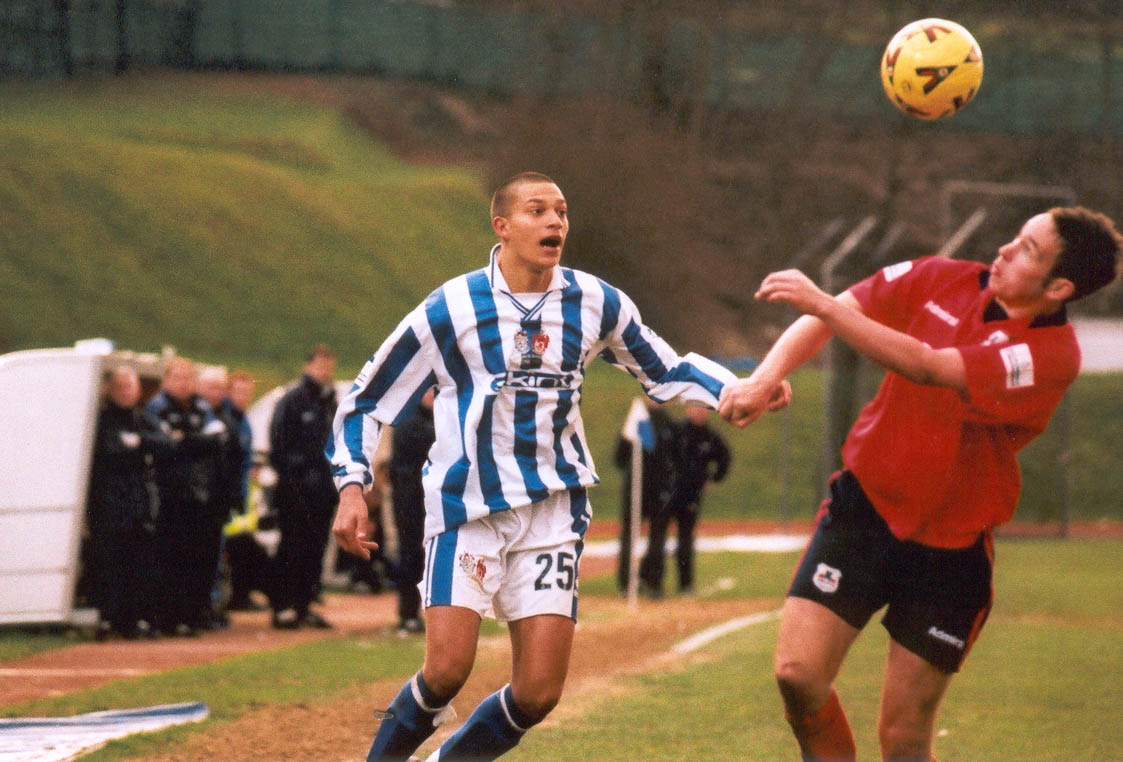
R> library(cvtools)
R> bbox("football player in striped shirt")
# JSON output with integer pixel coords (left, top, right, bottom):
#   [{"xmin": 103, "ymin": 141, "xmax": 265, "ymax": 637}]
[
  {"xmin": 328, "ymin": 172, "xmax": 775, "ymax": 762},
  {"xmin": 720, "ymin": 207, "xmax": 1121, "ymax": 762}
]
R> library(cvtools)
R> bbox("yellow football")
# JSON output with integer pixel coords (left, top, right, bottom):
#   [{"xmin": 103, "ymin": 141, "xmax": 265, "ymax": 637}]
[{"xmin": 881, "ymin": 18, "xmax": 983, "ymax": 120}]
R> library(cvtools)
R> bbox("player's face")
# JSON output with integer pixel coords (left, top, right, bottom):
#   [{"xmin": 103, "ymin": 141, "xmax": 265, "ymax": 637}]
[
  {"xmin": 494, "ymin": 181, "xmax": 569, "ymax": 276},
  {"xmin": 990, "ymin": 213, "xmax": 1063, "ymax": 309}
]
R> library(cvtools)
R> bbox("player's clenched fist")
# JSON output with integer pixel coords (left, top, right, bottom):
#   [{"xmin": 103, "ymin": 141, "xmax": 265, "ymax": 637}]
[
  {"xmin": 332, "ymin": 484, "xmax": 379, "ymax": 560},
  {"xmin": 718, "ymin": 377, "xmax": 792, "ymax": 428}
]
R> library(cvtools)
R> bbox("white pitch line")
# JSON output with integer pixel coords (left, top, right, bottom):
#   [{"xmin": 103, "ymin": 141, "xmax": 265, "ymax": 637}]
[
  {"xmin": 671, "ymin": 609, "xmax": 781, "ymax": 655},
  {"xmin": 582, "ymin": 533, "xmax": 808, "ymax": 558},
  {"xmin": 0, "ymin": 667, "xmax": 149, "ymax": 677}
]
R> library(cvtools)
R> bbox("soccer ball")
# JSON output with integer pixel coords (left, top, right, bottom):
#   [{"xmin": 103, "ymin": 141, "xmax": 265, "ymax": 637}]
[{"xmin": 880, "ymin": 18, "xmax": 983, "ymax": 120}]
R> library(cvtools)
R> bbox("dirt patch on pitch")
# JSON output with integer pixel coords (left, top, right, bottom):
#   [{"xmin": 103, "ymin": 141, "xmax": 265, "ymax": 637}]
[
  {"xmin": 0, "ymin": 594, "xmax": 399, "ymax": 706},
  {"xmin": 130, "ymin": 596, "xmax": 777, "ymax": 762}
]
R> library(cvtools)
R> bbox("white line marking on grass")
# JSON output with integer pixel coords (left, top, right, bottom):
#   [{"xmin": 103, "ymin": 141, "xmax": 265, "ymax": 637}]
[
  {"xmin": 671, "ymin": 609, "xmax": 781, "ymax": 655},
  {"xmin": 583, "ymin": 534, "xmax": 807, "ymax": 558},
  {"xmin": 0, "ymin": 667, "xmax": 149, "ymax": 677}
]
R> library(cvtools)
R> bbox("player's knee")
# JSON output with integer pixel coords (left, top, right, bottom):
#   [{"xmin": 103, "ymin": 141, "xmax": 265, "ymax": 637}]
[
  {"xmin": 878, "ymin": 719, "xmax": 930, "ymax": 761},
  {"xmin": 421, "ymin": 657, "xmax": 473, "ymax": 700},
  {"xmin": 510, "ymin": 683, "xmax": 562, "ymax": 724},
  {"xmin": 774, "ymin": 658, "xmax": 827, "ymax": 716},
  {"xmin": 878, "ymin": 708, "xmax": 934, "ymax": 760}
]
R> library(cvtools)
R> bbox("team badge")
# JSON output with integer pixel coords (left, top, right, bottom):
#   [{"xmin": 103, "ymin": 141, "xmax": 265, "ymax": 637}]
[
  {"xmin": 510, "ymin": 329, "xmax": 550, "ymax": 370},
  {"xmin": 812, "ymin": 563, "xmax": 842, "ymax": 594},
  {"xmin": 459, "ymin": 552, "xmax": 488, "ymax": 590}
]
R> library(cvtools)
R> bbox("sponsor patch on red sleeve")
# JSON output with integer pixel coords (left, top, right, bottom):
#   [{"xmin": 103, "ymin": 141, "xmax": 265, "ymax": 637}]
[{"xmin": 999, "ymin": 343, "xmax": 1034, "ymax": 389}]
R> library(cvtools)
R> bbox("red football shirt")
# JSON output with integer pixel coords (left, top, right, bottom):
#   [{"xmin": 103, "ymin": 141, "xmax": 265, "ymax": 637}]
[{"xmin": 842, "ymin": 255, "xmax": 1080, "ymax": 548}]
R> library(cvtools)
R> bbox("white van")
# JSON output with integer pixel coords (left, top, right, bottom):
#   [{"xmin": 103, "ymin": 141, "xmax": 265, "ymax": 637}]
[{"xmin": 0, "ymin": 340, "xmax": 172, "ymax": 626}]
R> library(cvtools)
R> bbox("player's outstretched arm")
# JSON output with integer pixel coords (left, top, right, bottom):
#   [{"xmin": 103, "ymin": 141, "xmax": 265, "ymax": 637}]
[
  {"xmin": 718, "ymin": 310, "xmax": 829, "ymax": 429},
  {"xmin": 756, "ymin": 268, "xmax": 967, "ymax": 391},
  {"xmin": 597, "ymin": 283, "xmax": 737, "ymax": 409}
]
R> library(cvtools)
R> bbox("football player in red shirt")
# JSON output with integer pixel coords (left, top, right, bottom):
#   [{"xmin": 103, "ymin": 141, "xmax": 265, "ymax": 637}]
[{"xmin": 720, "ymin": 207, "xmax": 1121, "ymax": 762}]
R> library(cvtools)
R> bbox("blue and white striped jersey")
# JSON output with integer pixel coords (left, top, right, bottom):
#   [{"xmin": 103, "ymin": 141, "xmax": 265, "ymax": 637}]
[{"xmin": 327, "ymin": 246, "xmax": 737, "ymax": 541}]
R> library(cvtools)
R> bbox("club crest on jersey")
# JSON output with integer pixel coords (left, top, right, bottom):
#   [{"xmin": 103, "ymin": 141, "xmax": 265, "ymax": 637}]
[
  {"xmin": 812, "ymin": 563, "xmax": 842, "ymax": 594},
  {"xmin": 511, "ymin": 329, "xmax": 550, "ymax": 370},
  {"xmin": 459, "ymin": 552, "xmax": 488, "ymax": 590}
]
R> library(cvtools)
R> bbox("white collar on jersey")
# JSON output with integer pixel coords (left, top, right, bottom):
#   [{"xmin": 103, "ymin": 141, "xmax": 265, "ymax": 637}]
[{"xmin": 486, "ymin": 243, "xmax": 569, "ymax": 295}]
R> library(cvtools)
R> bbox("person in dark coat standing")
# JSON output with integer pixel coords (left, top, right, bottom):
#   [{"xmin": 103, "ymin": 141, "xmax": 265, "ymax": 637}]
[
  {"xmin": 85, "ymin": 365, "xmax": 175, "ymax": 638},
  {"xmin": 146, "ymin": 357, "xmax": 227, "ymax": 636},
  {"xmin": 198, "ymin": 365, "xmax": 255, "ymax": 627},
  {"xmin": 222, "ymin": 370, "xmax": 272, "ymax": 612},
  {"xmin": 389, "ymin": 386, "xmax": 435, "ymax": 635},
  {"xmin": 613, "ymin": 398, "xmax": 680, "ymax": 597},
  {"xmin": 269, "ymin": 344, "xmax": 338, "ymax": 629},
  {"xmin": 647, "ymin": 406, "xmax": 731, "ymax": 595},
  {"xmin": 199, "ymin": 366, "xmax": 249, "ymax": 525}
]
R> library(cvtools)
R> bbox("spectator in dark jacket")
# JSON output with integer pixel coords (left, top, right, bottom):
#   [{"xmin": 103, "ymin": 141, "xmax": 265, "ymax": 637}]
[
  {"xmin": 146, "ymin": 357, "xmax": 226, "ymax": 636},
  {"xmin": 614, "ymin": 398, "xmax": 680, "ymax": 597},
  {"xmin": 269, "ymin": 344, "xmax": 338, "ymax": 629},
  {"xmin": 227, "ymin": 370, "xmax": 256, "ymax": 512},
  {"xmin": 198, "ymin": 365, "xmax": 252, "ymax": 627},
  {"xmin": 199, "ymin": 366, "xmax": 248, "ymax": 524},
  {"xmin": 645, "ymin": 406, "xmax": 731, "ymax": 595},
  {"xmin": 85, "ymin": 365, "xmax": 175, "ymax": 639},
  {"xmin": 389, "ymin": 386, "xmax": 436, "ymax": 635},
  {"xmin": 222, "ymin": 370, "xmax": 272, "ymax": 611}
]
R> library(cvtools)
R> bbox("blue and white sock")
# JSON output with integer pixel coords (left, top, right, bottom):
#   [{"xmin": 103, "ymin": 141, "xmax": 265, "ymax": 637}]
[
  {"xmin": 424, "ymin": 684, "xmax": 535, "ymax": 761},
  {"xmin": 367, "ymin": 672, "xmax": 455, "ymax": 762}
]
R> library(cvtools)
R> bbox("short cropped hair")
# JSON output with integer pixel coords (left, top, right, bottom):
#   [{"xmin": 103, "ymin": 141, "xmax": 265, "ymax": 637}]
[
  {"xmin": 306, "ymin": 343, "xmax": 335, "ymax": 363},
  {"xmin": 1048, "ymin": 207, "xmax": 1122, "ymax": 301},
  {"xmin": 490, "ymin": 172, "xmax": 558, "ymax": 219},
  {"xmin": 230, "ymin": 369, "xmax": 254, "ymax": 385}
]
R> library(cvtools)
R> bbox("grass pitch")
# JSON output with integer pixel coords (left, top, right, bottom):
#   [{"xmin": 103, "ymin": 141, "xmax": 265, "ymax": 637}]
[
  {"xmin": 519, "ymin": 538, "xmax": 1123, "ymax": 762},
  {"xmin": 3, "ymin": 538, "xmax": 1120, "ymax": 761}
]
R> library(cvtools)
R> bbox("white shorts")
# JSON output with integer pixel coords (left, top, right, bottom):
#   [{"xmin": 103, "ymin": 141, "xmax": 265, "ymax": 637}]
[{"xmin": 420, "ymin": 487, "xmax": 591, "ymax": 622}]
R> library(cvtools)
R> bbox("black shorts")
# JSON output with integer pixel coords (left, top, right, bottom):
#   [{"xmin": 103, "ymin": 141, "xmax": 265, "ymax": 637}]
[{"xmin": 788, "ymin": 471, "xmax": 993, "ymax": 673}]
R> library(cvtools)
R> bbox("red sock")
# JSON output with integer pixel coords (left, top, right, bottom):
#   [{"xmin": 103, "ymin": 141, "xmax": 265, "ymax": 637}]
[{"xmin": 786, "ymin": 689, "xmax": 856, "ymax": 762}]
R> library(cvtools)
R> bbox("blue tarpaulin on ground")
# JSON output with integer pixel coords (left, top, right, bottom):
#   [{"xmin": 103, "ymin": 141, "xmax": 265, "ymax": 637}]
[{"xmin": 0, "ymin": 702, "xmax": 208, "ymax": 762}]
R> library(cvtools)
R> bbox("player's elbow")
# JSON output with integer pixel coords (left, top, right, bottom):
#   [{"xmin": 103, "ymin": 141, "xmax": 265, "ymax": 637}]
[
  {"xmin": 905, "ymin": 345, "xmax": 966, "ymax": 390},
  {"xmin": 902, "ymin": 363, "xmax": 940, "ymax": 387}
]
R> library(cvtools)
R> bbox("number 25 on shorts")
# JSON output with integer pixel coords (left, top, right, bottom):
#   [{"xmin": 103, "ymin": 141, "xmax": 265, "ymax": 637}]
[{"xmin": 534, "ymin": 551, "xmax": 576, "ymax": 590}]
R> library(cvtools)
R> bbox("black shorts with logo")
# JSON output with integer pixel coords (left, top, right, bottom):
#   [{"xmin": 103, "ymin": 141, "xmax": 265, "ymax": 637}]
[{"xmin": 788, "ymin": 471, "xmax": 994, "ymax": 673}]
